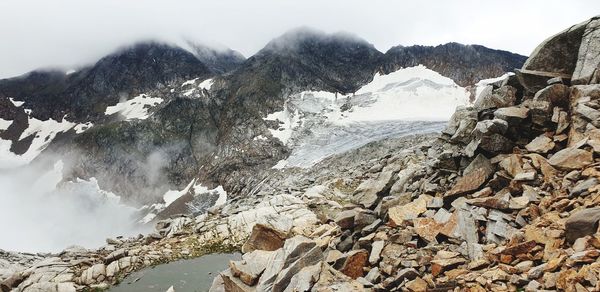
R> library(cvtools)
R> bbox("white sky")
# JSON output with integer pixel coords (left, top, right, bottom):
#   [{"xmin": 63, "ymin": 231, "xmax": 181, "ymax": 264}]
[{"xmin": 0, "ymin": 0, "xmax": 598, "ymax": 78}]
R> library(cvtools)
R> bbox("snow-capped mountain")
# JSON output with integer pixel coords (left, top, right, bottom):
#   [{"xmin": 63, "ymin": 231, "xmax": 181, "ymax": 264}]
[{"xmin": 0, "ymin": 28, "xmax": 526, "ymax": 207}]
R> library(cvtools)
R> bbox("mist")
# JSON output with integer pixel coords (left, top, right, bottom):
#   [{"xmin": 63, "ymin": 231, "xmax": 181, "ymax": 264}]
[
  {"xmin": 1, "ymin": 0, "xmax": 599, "ymax": 78},
  {"xmin": 0, "ymin": 160, "xmax": 150, "ymax": 253}
]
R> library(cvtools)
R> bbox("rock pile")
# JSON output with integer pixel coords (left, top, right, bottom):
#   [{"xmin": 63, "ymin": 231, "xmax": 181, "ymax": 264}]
[{"xmin": 209, "ymin": 16, "xmax": 600, "ymax": 292}]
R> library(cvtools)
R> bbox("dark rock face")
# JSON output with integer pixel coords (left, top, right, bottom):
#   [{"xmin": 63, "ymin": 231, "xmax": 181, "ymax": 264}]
[
  {"xmin": 0, "ymin": 42, "xmax": 213, "ymax": 122},
  {"xmin": 213, "ymin": 28, "xmax": 384, "ymax": 111},
  {"xmin": 380, "ymin": 42, "xmax": 527, "ymax": 87}
]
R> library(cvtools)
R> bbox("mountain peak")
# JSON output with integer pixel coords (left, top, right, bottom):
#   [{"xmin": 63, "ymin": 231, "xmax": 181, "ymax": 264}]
[{"xmin": 262, "ymin": 27, "xmax": 375, "ymax": 53}]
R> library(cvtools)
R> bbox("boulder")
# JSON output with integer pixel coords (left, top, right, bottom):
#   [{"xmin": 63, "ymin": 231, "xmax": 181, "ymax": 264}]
[
  {"xmin": 565, "ymin": 207, "xmax": 600, "ymax": 243},
  {"xmin": 443, "ymin": 106, "xmax": 478, "ymax": 143},
  {"xmin": 339, "ymin": 250, "xmax": 369, "ymax": 279},
  {"xmin": 548, "ymin": 148, "xmax": 593, "ymax": 170},
  {"xmin": 229, "ymin": 250, "xmax": 276, "ymax": 286},
  {"xmin": 80, "ymin": 263, "xmax": 106, "ymax": 285},
  {"xmin": 353, "ymin": 171, "xmax": 395, "ymax": 209},
  {"xmin": 573, "ymin": 18, "xmax": 600, "ymax": 84},
  {"xmin": 519, "ymin": 17, "xmax": 591, "ymax": 92},
  {"xmin": 570, "ymin": 178, "xmax": 598, "ymax": 196},
  {"xmin": 478, "ymin": 133, "xmax": 514, "ymax": 154},
  {"xmin": 388, "ymin": 195, "xmax": 431, "ymax": 226},
  {"xmin": 525, "ymin": 135, "xmax": 555, "ymax": 153},
  {"xmin": 494, "ymin": 106, "xmax": 529, "ymax": 123},
  {"xmin": 445, "ymin": 163, "xmax": 494, "ymax": 198},
  {"xmin": 369, "ymin": 241, "xmax": 385, "ymax": 265},
  {"xmin": 241, "ymin": 223, "xmax": 288, "ymax": 253},
  {"xmin": 534, "ymin": 84, "xmax": 570, "ymax": 107},
  {"xmin": 221, "ymin": 269, "xmax": 255, "ymax": 292},
  {"xmin": 334, "ymin": 210, "xmax": 358, "ymax": 230},
  {"xmin": 517, "ymin": 69, "xmax": 572, "ymax": 94},
  {"xmin": 474, "ymin": 85, "xmax": 517, "ymax": 111}
]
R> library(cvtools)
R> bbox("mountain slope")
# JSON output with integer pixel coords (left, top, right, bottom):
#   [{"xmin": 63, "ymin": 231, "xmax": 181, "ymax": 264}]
[
  {"xmin": 381, "ymin": 42, "xmax": 527, "ymax": 87},
  {"xmin": 0, "ymin": 30, "xmax": 527, "ymax": 205}
]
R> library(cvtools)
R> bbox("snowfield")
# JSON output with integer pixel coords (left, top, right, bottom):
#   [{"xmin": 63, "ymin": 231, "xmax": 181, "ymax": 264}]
[
  {"xmin": 265, "ymin": 65, "xmax": 472, "ymax": 168},
  {"xmin": 105, "ymin": 94, "xmax": 164, "ymax": 120},
  {"xmin": 182, "ymin": 78, "xmax": 214, "ymax": 97},
  {"xmin": 0, "ymin": 115, "xmax": 92, "ymax": 168}
]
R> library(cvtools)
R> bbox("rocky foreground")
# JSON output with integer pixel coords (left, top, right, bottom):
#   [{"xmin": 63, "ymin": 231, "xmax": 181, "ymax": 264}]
[{"xmin": 3, "ymin": 16, "xmax": 600, "ymax": 292}]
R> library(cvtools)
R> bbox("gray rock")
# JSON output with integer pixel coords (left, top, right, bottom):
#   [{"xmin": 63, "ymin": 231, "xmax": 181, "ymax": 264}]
[
  {"xmin": 369, "ymin": 241, "xmax": 385, "ymax": 265},
  {"xmin": 283, "ymin": 263, "xmax": 321, "ymax": 292},
  {"xmin": 473, "ymin": 119, "xmax": 509, "ymax": 137},
  {"xmin": 361, "ymin": 219, "xmax": 382, "ymax": 235},
  {"xmin": 464, "ymin": 154, "xmax": 494, "ymax": 177},
  {"xmin": 229, "ymin": 250, "xmax": 276, "ymax": 286},
  {"xmin": 364, "ymin": 267, "xmax": 381, "ymax": 284},
  {"xmin": 534, "ymin": 84, "xmax": 570, "ymax": 107},
  {"xmin": 576, "ymin": 103, "xmax": 600, "ymax": 121},
  {"xmin": 353, "ymin": 171, "xmax": 396, "ymax": 209},
  {"xmin": 565, "ymin": 207, "xmax": 600, "ymax": 243},
  {"xmin": 443, "ymin": 106, "xmax": 478, "ymax": 143},
  {"xmin": 334, "ymin": 210, "xmax": 357, "ymax": 230},
  {"xmin": 494, "ymin": 106, "xmax": 529, "ymax": 123},
  {"xmin": 474, "ymin": 85, "xmax": 517, "ymax": 111},
  {"xmin": 570, "ymin": 178, "xmax": 599, "ymax": 197},
  {"xmin": 525, "ymin": 135, "xmax": 555, "ymax": 153},
  {"xmin": 519, "ymin": 17, "xmax": 592, "ymax": 92},
  {"xmin": 479, "ymin": 133, "xmax": 514, "ymax": 154},
  {"xmin": 573, "ymin": 18, "xmax": 600, "ymax": 84}
]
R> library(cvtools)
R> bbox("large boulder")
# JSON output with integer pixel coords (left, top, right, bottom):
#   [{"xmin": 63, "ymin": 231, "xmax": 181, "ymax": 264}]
[
  {"xmin": 518, "ymin": 18, "xmax": 591, "ymax": 91},
  {"xmin": 565, "ymin": 208, "xmax": 600, "ymax": 243},
  {"xmin": 473, "ymin": 85, "xmax": 517, "ymax": 111},
  {"xmin": 572, "ymin": 17, "xmax": 600, "ymax": 85},
  {"xmin": 548, "ymin": 147, "xmax": 593, "ymax": 170},
  {"xmin": 241, "ymin": 223, "xmax": 289, "ymax": 253}
]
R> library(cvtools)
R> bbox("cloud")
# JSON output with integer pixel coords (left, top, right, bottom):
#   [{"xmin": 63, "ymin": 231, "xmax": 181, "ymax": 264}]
[
  {"xmin": 0, "ymin": 158, "xmax": 150, "ymax": 252},
  {"xmin": 0, "ymin": 0, "xmax": 598, "ymax": 78}
]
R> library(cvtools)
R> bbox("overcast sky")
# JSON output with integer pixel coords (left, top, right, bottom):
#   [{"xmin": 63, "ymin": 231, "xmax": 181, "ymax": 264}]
[{"xmin": 0, "ymin": 0, "xmax": 598, "ymax": 78}]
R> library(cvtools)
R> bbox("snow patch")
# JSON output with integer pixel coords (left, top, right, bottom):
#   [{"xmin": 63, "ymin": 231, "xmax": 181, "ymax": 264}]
[
  {"xmin": 163, "ymin": 179, "xmax": 196, "ymax": 207},
  {"xmin": 74, "ymin": 122, "xmax": 93, "ymax": 134},
  {"xmin": 105, "ymin": 94, "xmax": 164, "ymax": 120},
  {"xmin": 182, "ymin": 78, "xmax": 213, "ymax": 97},
  {"xmin": 0, "ymin": 116, "xmax": 77, "ymax": 168},
  {"xmin": 0, "ymin": 118, "xmax": 12, "ymax": 130},
  {"xmin": 8, "ymin": 98, "xmax": 24, "ymax": 107},
  {"xmin": 198, "ymin": 78, "xmax": 214, "ymax": 91},
  {"xmin": 264, "ymin": 106, "xmax": 302, "ymax": 145},
  {"xmin": 272, "ymin": 160, "xmax": 288, "ymax": 169}
]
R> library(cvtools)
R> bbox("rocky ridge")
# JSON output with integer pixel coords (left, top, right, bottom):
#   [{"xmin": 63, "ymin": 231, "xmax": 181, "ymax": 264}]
[{"xmin": 205, "ymin": 16, "xmax": 600, "ymax": 291}]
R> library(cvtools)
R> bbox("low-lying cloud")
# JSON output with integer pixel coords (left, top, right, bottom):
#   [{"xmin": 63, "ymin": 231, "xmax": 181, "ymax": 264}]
[
  {"xmin": 0, "ymin": 159, "xmax": 150, "ymax": 253},
  {"xmin": 1, "ymin": 0, "xmax": 598, "ymax": 78}
]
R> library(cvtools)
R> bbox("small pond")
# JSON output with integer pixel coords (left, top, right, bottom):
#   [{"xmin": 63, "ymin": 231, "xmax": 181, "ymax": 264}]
[{"xmin": 109, "ymin": 253, "xmax": 241, "ymax": 292}]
